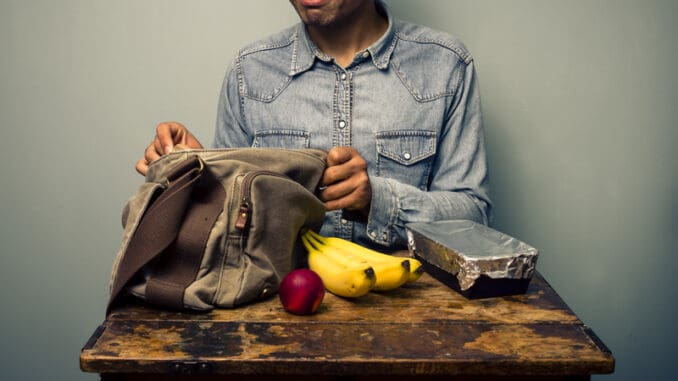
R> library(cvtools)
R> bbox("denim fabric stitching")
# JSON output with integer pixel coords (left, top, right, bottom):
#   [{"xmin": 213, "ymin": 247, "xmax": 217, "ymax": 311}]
[
  {"xmin": 240, "ymin": 68, "xmax": 292, "ymax": 103},
  {"xmin": 237, "ymin": 36, "xmax": 295, "ymax": 103},
  {"xmin": 233, "ymin": 57, "xmax": 249, "ymax": 136},
  {"xmin": 395, "ymin": 32, "xmax": 473, "ymax": 64},
  {"xmin": 391, "ymin": 56, "xmax": 458, "ymax": 102},
  {"xmin": 252, "ymin": 130, "xmax": 310, "ymax": 148}
]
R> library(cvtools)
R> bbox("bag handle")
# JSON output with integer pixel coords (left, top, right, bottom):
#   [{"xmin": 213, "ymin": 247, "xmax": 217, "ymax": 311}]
[{"xmin": 107, "ymin": 156, "xmax": 205, "ymax": 314}]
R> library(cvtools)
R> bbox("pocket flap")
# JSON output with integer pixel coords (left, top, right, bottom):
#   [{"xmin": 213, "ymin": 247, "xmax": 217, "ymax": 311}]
[{"xmin": 376, "ymin": 130, "xmax": 437, "ymax": 166}]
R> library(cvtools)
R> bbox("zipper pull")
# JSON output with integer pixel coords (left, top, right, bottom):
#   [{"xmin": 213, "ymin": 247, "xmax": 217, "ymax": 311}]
[{"xmin": 235, "ymin": 201, "xmax": 250, "ymax": 229}]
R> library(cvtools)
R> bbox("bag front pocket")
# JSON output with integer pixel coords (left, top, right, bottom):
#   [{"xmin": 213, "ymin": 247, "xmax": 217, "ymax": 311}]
[{"xmin": 218, "ymin": 170, "xmax": 324, "ymax": 307}]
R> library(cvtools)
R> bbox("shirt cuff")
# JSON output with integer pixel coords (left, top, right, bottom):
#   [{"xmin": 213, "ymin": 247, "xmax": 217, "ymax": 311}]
[{"xmin": 365, "ymin": 176, "xmax": 398, "ymax": 246}]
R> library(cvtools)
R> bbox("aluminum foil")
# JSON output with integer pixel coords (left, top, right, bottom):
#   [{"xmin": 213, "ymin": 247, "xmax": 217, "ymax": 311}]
[{"xmin": 406, "ymin": 220, "xmax": 539, "ymax": 291}]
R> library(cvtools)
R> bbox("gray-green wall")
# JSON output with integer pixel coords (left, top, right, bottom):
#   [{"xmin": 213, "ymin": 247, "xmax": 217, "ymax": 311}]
[{"xmin": 1, "ymin": 1, "xmax": 675, "ymax": 380}]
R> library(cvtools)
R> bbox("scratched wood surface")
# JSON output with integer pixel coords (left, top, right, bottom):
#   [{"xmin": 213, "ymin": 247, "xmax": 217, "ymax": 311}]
[{"xmin": 80, "ymin": 272, "xmax": 614, "ymax": 378}]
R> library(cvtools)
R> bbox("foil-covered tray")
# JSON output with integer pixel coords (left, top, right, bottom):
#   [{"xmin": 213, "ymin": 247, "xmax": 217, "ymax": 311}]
[{"xmin": 406, "ymin": 220, "xmax": 539, "ymax": 299}]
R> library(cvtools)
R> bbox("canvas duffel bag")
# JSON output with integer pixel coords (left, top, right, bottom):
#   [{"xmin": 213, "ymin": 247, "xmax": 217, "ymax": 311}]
[{"xmin": 107, "ymin": 147, "xmax": 327, "ymax": 313}]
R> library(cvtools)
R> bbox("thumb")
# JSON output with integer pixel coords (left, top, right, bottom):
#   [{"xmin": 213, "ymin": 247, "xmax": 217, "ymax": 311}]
[
  {"xmin": 327, "ymin": 146, "xmax": 354, "ymax": 166},
  {"xmin": 171, "ymin": 126, "xmax": 188, "ymax": 146}
]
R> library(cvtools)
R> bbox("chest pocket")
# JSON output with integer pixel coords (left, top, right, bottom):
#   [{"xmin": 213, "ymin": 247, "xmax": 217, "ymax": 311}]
[
  {"xmin": 376, "ymin": 130, "xmax": 437, "ymax": 190},
  {"xmin": 252, "ymin": 130, "xmax": 310, "ymax": 149}
]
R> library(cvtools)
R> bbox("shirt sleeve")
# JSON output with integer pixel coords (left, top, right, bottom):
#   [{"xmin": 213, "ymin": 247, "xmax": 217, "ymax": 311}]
[
  {"xmin": 362, "ymin": 60, "xmax": 492, "ymax": 248},
  {"xmin": 213, "ymin": 60, "xmax": 251, "ymax": 148}
]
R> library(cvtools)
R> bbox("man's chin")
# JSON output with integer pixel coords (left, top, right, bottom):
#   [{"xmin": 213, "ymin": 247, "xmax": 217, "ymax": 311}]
[{"xmin": 299, "ymin": 9, "xmax": 338, "ymax": 28}]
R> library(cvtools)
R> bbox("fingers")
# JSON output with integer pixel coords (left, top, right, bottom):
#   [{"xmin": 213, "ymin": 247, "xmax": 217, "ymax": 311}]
[
  {"xmin": 153, "ymin": 138, "xmax": 164, "ymax": 158},
  {"xmin": 136, "ymin": 122, "xmax": 204, "ymax": 177},
  {"xmin": 135, "ymin": 141, "xmax": 160, "ymax": 175},
  {"xmin": 156, "ymin": 122, "xmax": 183, "ymax": 154},
  {"xmin": 135, "ymin": 158, "xmax": 149, "ymax": 176},
  {"xmin": 321, "ymin": 147, "xmax": 366, "ymax": 186},
  {"xmin": 157, "ymin": 121, "xmax": 204, "ymax": 150},
  {"xmin": 321, "ymin": 171, "xmax": 371, "ymax": 211},
  {"xmin": 320, "ymin": 146, "xmax": 371, "ymax": 213},
  {"xmin": 145, "ymin": 140, "xmax": 162, "ymax": 163}
]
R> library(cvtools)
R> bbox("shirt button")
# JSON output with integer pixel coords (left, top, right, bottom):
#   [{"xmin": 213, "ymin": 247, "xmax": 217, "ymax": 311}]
[
  {"xmin": 369, "ymin": 231, "xmax": 377, "ymax": 239},
  {"xmin": 338, "ymin": 120, "xmax": 346, "ymax": 128},
  {"xmin": 362, "ymin": 51, "xmax": 370, "ymax": 58},
  {"xmin": 403, "ymin": 152, "xmax": 412, "ymax": 161},
  {"xmin": 341, "ymin": 73, "xmax": 347, "ymax": 80},
  {"xmin": 341, "ymin": 218, "xmax": 348, "ymax": 224}
]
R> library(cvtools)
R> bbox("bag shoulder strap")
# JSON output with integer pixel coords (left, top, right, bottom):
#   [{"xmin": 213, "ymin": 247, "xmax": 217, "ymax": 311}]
[
  {"xmin": 107, "ymin": 157, "xmax": 204, "ymax": 314},
  {"xmin": 144, "ymin": 166, "xmax": 226, "ymax": 310}
]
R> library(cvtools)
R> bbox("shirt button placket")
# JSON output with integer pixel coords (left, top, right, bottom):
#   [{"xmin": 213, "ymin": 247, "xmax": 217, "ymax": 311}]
[
  {"xmin": 335, "ymin": 67, "xmax": 353, "ymax": 240},
  {"xmin": 335, "ymin": 69, "xmax": 352, "ymax": 146}
]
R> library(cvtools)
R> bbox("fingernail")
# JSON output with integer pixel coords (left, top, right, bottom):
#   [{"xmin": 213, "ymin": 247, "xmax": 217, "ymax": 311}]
[{"xmin": 164, "ymin": 145, "xmax": 172, "ymax": 155}]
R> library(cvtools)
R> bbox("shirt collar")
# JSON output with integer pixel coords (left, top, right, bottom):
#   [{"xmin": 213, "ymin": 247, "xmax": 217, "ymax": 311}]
[{"xmin": 289, "ymin": 0, "xmax": 396, "ymax": 76}]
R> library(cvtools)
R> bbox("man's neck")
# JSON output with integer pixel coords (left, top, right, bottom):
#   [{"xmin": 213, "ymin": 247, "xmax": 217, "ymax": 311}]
[{"xmin": 307, "ymin": 2, "xmax": 388, "ymax": 68}]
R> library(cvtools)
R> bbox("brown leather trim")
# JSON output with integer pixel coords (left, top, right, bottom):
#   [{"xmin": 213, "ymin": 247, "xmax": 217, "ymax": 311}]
[{"xmin": 145, "ymin": 168, "xmax": 226, "ymax": 309}]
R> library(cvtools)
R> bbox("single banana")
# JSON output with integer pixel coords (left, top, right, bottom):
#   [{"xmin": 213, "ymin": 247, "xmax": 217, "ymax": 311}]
[
  {"xmin": 406, "ymin": 260, "xmax": 425, "ymax": 282},
  {"xmin": 305, "ymin": 229, "xmax": 424, "ymax": 284},
  {"xmin": 302, "ymin": 235, "xmax": 375, "ymax": 298},
  {"xmin": 304, "ymin": 231, "xmax": 411, "ymax": 291},
  {"xmin": 369, "ymin": 259, "xmax": 410, "ymax": 291}
]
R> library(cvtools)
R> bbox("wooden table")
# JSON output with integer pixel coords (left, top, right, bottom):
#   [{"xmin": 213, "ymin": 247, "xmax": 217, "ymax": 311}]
[{"xmin": 80, "ymin": 271, "xmax": 614, "ymax": 380}]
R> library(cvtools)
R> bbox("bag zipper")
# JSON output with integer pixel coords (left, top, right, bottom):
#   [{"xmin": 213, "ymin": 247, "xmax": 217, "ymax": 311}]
[{"xmin": 235, "ymin": 170, "xmax": 289, "ymax": 230}]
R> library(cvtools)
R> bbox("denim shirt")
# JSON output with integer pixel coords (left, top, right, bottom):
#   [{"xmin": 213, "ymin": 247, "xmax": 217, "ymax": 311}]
[{"xmin": 213, "ymin": 4, "xmax": 491, "ymax": 250}]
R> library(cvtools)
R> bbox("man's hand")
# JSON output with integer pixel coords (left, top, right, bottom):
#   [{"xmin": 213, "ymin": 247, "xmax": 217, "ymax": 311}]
[
  {"xmin": 135, "ymin": 122, "xmax": 203, "ymax": 175},
  {"xmin": 320, "ymin": 146, "xmax": 372, "ymax": 215}
]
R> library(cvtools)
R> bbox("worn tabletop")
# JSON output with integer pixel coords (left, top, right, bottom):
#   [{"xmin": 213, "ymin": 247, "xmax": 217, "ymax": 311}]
[{"xmin": 80, "ymin": 270, "xmax": 614, "ymax": 380}]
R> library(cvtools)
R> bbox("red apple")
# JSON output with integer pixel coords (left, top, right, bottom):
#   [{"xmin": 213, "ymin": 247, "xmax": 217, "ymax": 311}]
[{"xmin": 279, "ymin": 269, "xmax": 325, "ymax": 315}]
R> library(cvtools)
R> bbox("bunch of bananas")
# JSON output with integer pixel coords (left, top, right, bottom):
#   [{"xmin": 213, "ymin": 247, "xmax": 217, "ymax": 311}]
[{"xmin": 301, "ymin": 229, "xmax": 424, "ymax": 298}]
